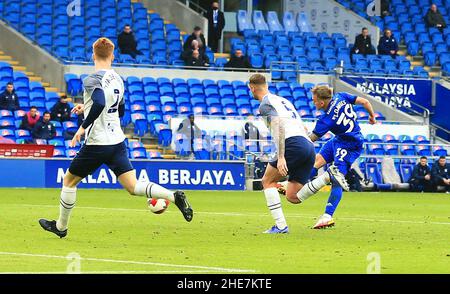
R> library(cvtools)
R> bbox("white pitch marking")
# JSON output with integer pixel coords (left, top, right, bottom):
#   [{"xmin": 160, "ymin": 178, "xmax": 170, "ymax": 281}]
[
  {"xmin": 0, "ymin": 252, "xmax": 256, "ymax": 273},
  {"xmin": 11, "ymin": 204, "xmax": 450, "ymax": 226},
  {"xmin": 0, "ymin": 270, "xmax": 220, "ymax": 274}
]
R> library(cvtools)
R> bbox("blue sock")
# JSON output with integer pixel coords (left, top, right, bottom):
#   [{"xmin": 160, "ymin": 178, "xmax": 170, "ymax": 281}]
[
  {"xmin": 309, "ymin": 167, "xmax": 318, "ymax": 179},
  {"xmin": 325, "ymin": 185, "xmax": 343, "ymax": 216}
]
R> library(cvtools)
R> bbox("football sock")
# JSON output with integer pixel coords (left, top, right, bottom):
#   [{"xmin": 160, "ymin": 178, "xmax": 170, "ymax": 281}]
[
  {"xmin": 56, "ymin": 186, "xmax": 76, "ymax": 231},
  {"xmin": 325, "ymin": 185, "xmax": 343, "ymax": 216},
  {"xmin": 297, "ymin": 171, "xmax": 331, "ymax": 202},
  {"xmin": 264, "ymin": 187, "xmax": 288, "ymax": 229},
  {"xmin": 134, "ymin": 181, "xmax": 175, "ymax": 203},
  {"xmin": 310, "ymin": 167, "xmax": 319, "ymax": 179}
]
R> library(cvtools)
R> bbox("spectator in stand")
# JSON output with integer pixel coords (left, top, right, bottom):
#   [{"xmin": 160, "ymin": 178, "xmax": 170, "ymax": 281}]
[
  {"xmin": 50, "ymin": 95, "xmax": 72, "ymax": 122},
  {"xmin": 177, "ymin": 113, "xmax": 202, "ymax": 154},
  {"xmin": 205, "ymin": 0, "xmax": 225, "ymax": 53},
  {"xmin": 380, "ymin": 0, "xmax": 390, "ymax": 17},
  {"xmin": 425, "ymin": 4, "xmax": 447, "ymax": 32},
  {"xmin": 224, "ymin": 49, "xmax": 252, "ymax": 70},
  {"xmin": 20, "ymin": 106, "xmax": 40, "ymax": 131},
  {"xmin": 32, "ymin": 111, "xmax": 56, "ymax": 142},
  {"xmin": 117, "ymin": 24, "xmax": 142, "ymax": 59},
  {"xmin": 351, "ymin": 27, "xmax": 375, "ymax": 58},
  {"xmin": 183, "ymin": 26, "xmax": 207, "ymax": 55},
  {"xmin": 377, "ymin": 29, "xmax": 398, "ymax": 58},
  {"xmin": 184, "ymin": 49, "xmax": 209, "ymax": 68},
  {"xmin": 431, "ymin": 156, "xmax": 450, "ymax": 193},
  {"xmin": 409, "ymin": 156, "xmax": 433, "ymax": 192},
  {"xmin": 0, "ymin": 82, "xmax": 19, "ymax": 111}
]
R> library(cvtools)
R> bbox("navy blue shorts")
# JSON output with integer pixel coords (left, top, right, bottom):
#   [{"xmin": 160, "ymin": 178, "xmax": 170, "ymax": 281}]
[
  {"xmin": 69, "ymin": 141, "xmax": 134, "ymax": 178},
  {"xmin": 269, "ymin": 136, "xmax": 316, "ymax": 185},
  {"xmin": 319, "ymin": 135, "xmax": 364, "ymax": 175}
]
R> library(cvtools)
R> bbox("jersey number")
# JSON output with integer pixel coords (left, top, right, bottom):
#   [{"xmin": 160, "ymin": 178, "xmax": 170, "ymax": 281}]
[
  {"xmin": 335, "ymin": 148, "xmax": 348, "ymax": 161},
  {"xmin": 281, "ymin": 100, "xmax": 298, "ymax": 119},
  {"xmin": 336, "ymin": 104, "xmax": 357, "ymax": 133},
  {"xmin": 107, "ymin": 89, "xmax": 120, "ymax": 113}
]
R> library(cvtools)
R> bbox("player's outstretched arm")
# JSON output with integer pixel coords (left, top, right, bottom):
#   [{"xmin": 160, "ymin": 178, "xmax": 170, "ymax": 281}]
[{"xmin": 355, "ymin": 97, "xmax": 376, "ymax": 125}]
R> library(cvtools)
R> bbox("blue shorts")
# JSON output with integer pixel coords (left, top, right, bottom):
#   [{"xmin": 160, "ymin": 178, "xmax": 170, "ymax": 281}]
[
  {"xmin": 269, "ymin": 136, "xmax": 316, "ymax": 185},
  {"xmin": 69, "ymin": 141, "xmax": 134, "ymax": 178},
  {"xmin": 319, "ymin": 134, "xmax": 364, "ymax": 175}
]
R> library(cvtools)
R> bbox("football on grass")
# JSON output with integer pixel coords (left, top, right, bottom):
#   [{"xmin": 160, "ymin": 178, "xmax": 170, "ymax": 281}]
[{"xmin": 147, "ymin": 198, "xmax": 170, "ymax": 214}]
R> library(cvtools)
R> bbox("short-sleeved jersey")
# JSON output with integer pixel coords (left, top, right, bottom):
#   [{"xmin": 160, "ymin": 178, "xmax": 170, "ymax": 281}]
[
  {"xmin": 259, "ymin": 93, "xmax": 310, "ymax": 144},
  {"xmin": 82, "ymin": 69, "xmax": 125, "ymax": 145},
  {"xmin": 312, "ymin": 92, "xmax": 362, "ymax": 141}
]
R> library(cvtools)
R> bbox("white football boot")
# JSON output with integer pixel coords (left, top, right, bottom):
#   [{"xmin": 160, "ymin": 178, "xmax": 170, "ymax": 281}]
[{"xmin": 313, "ymin": 213, "xmax": 335, "ymax": 229}]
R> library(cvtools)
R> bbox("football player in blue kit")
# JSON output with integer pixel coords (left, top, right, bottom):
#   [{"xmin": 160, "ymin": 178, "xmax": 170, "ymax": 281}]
[{"xmin": 298, "ymin": 85, "xmax": 376, "ymax": 229}]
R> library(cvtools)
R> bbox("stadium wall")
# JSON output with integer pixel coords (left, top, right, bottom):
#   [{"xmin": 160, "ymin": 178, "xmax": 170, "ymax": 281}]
[
  {"xmin": 142, "ymin": 0, "xmax": 208, "ymax": 40},
  {"xmin": 0, "ymin": 20, "xmax": 65, "ymax": 90},
  {"xmin": 0, "ymin": 158, "xmax": 246, "ymax": 190}
]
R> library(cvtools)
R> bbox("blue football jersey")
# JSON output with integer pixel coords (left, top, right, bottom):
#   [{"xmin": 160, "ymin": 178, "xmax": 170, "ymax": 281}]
[{"xmin": 312, "ymin": 92, "xmax": 362, "ymax": 140}]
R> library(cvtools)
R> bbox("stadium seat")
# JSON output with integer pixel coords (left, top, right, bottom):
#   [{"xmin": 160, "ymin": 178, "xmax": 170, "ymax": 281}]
[
  {"xmin": 237, "ymin": 10, "xmax": 254, "ymax": 32},
  {"xmin": 252, "ymin": 10, "xmax": 269, "ymax": 32},
  {"xmin": 267, "ymin": 11, "xmax": 284, "ymax": 32},
  {"xmin": 283, "ymin": 11, "xmax": 298, "ymax": 33}
]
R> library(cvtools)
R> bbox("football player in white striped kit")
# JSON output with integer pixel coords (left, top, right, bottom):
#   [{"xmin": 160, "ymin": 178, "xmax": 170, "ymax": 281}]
[{"xmin": 39, "ymin": 38, "xmax": 193, "ymax": 238}]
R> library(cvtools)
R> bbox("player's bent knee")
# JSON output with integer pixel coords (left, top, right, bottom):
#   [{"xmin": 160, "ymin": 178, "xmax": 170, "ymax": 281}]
[{"xmin": 286, "ymin": 193, "xmax": 300, "ymax": 204}]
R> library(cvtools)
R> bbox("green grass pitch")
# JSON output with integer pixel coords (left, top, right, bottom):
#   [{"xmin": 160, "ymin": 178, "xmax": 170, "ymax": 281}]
[{"xmin": 0, "ymin": 188, "xmax": 449, "ymax": 273}]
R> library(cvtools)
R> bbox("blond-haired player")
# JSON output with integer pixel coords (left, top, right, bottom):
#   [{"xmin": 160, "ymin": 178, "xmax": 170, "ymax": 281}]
[{"xmin": 39, "ymin": 38, "xmax": 193, "ymax": 238}]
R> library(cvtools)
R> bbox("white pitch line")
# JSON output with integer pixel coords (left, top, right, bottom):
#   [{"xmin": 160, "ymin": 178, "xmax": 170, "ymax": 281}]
[
  {"xmin": 9, "ymin": 204, "xmax": 450, "ymax": 226},
  {"xmin": 0, "ymin": 270, "xmax": 220, "ymax": 274},
  {"xmin": 0, "ymin": 252, "xmax": 256, "ymax": 273}
]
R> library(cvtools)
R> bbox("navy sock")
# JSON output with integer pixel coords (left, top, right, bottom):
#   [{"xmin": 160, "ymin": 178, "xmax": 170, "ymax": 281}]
[{"xmin": 325, "ymin": 185, "xmax": 343, "ymax": 216}]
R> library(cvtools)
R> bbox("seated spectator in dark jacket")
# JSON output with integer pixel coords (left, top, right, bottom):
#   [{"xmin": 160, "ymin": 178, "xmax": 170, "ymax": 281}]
[
  {"xmin": 431, "ymin": 156, "xmax": 450, "ymax": 192},
  {"xmin": 409, "ymin": 156, "xmax": 433, "ymax": 192},
  {"xmin": 224, "ymin": 49, "xmax": 252, "ymax": 71},
  {"xmin": 425, "ymin": 4, "xmax": 446, "ymax": 32},
  {"xmin": 32, "ymin": 111, "xmax": 56, "ymax": 142},
  {"xmin": 184, "ymin": 49, "xmax": 209, "ymax": 68},
  {"xmin": 377, "ymin": 29, "xmax": 398, "ymax": 58},
  {"xmin": 50, "ymin": 95, "xmax": 72, "ymax": 122},
  {"xmin": 117, "ymin": 24, "xmax": 142, "ymax": 59},
  {"xmin": 20, "ymin": 106, "xmax": 40, "ymax": 131},
  {"xmin": 351, "ymin": 27, "xmax": 376, "ymax": 57},
  {"xmin": 183, "ymin": 26, "xmax": 207, "ymax": 54},
  {"xmin": 0, "ymin": 82, "xmax": 19, "ymax": 111}
]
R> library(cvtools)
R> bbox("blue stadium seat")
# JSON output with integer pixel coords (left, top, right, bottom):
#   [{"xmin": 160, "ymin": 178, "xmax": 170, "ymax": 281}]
[
  {"xmin": 157, "ymin": 128, "xmax": 172, "ymax": 147},
  {"xmin": 283, "ymin": 11, "xmax": 298, "ymax": 33},
  {"xmin": 237, "ymin": 10, "xmax": 254, "ymax": 32},
  {"xmin": 252, "ymin": 10, "xmax": 269, "ymax": 32},
  {"xmin": 296, "ymin": 12, "xmax": 312, "ymax": 33},
  {"xmin": 267, "ymin": 11, "xmax": 283, "ymax": 32}
]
